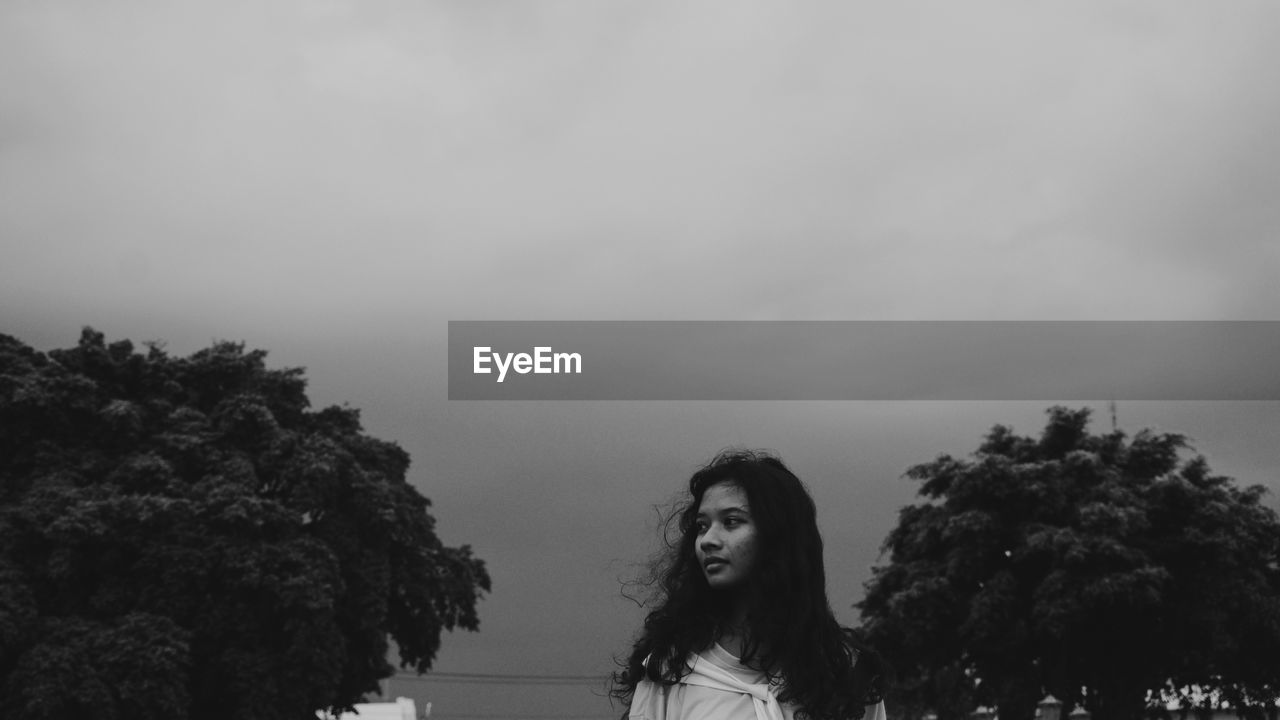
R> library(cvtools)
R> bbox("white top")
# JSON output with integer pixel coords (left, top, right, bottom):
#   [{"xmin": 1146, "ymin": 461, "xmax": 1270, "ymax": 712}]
[{"xmin": 629, "ymin": 644, "xmax": 888, "ymax": 720}]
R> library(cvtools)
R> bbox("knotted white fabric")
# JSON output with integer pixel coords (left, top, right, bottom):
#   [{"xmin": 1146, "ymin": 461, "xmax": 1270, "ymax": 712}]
[
  {"xmin": 680, "ymin": 653, "xmax": 787, "ymax": 720},
  {"xmin": 629, "ymin": 652, "xmax": 888, "ymax": 720},
  {"xmin": 629, "ymin": 652, "xmax": 784, "ymax": 720}
]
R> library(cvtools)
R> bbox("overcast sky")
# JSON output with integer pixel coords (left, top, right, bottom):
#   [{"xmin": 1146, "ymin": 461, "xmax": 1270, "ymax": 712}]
[{"xmin": 3, "ymin": 3, "xmax": 1280, "ymax": 718}]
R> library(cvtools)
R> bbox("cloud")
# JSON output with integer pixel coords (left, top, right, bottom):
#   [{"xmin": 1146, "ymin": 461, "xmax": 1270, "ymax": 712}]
[{"xmin": 3, "ymin": 1, "xmax": 1279, "ymax": 331}]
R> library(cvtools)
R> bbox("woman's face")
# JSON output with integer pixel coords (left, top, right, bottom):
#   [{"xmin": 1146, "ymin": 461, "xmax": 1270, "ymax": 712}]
[{"xmin": 694, "ymin": 481, "xmax": 759, "ymax": 592}]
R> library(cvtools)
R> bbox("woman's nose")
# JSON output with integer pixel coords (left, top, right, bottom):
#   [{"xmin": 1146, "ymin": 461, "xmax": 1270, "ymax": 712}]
[{"xmin": 700, "ymin": 527, "xmax": 722, "ymax": 549}]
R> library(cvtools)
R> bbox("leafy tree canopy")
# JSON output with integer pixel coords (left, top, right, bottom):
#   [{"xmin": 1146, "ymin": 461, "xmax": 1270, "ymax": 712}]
[
  {"xmin": 0, "ymin": 329, "xmax": 490, "ymax": 720},
  {"xmin": 858, "ymin": 407, "xmax": 1280, "ymax": 720}
]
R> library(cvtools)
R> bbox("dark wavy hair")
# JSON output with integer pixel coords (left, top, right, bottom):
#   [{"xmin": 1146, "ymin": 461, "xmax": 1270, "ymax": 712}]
[{"xmin": 611, "ymin": 449, "xmax": 883, "ymax": 720}]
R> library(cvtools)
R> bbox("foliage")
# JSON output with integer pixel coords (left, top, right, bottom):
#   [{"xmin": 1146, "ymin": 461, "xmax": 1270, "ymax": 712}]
[
  {"xmin": 857, "ymin": 407, "xmax": 1280, "ymax": 720},
  {"xmin": 0, "ymin": 329, "xmax": 490, "ymax": 720}
]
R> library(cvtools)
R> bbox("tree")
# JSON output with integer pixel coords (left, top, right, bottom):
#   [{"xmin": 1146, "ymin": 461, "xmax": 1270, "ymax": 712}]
[
  {"xmin": 857, "ymin": 407, "xmax": 1280, "ymax": 720},
  {"xmin": 0, "ymin": 329, "xmax": 491, "ymax": 720}
]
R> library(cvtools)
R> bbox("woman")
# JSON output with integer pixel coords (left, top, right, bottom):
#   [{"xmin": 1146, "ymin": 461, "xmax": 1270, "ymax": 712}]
[{"xmin": 613, "ymin": 450, "xmax": 887, "ymax": 720}]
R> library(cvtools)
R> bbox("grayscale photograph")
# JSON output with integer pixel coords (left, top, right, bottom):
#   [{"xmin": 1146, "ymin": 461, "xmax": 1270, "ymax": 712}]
[{"xmin": 2, "ymin": 4, "xmax": 1279, "ymax": 720}]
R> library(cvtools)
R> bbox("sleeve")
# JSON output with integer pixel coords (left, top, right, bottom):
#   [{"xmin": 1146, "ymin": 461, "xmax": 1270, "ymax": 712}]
[
  {"xmin": 629, "ymin": 679, "xmax": 666, "ymax": 720},
  {"xmin": 861, "ymin": 701, "xmax": 888, "ymax": 720}
]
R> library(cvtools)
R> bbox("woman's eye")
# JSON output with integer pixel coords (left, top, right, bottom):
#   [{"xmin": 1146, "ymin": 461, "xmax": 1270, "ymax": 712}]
[{"xmin": 724, "ymin": 517, "xmax": 740, "ymax": 528}]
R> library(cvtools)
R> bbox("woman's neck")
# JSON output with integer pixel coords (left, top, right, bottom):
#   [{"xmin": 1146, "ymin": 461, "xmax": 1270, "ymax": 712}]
[
  {"xmin": 715, "ymin": 599, "xmax": 751, "ymax": 658},
  {"xmin": 716, "ymin": 625, "xmax": 748, "ymax": 658}
]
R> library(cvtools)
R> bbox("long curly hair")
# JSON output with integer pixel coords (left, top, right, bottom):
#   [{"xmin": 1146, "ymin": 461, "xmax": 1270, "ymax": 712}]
[{"xmin": 612, "ymin": 449, "xmax": 883, "ymax": 720}]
